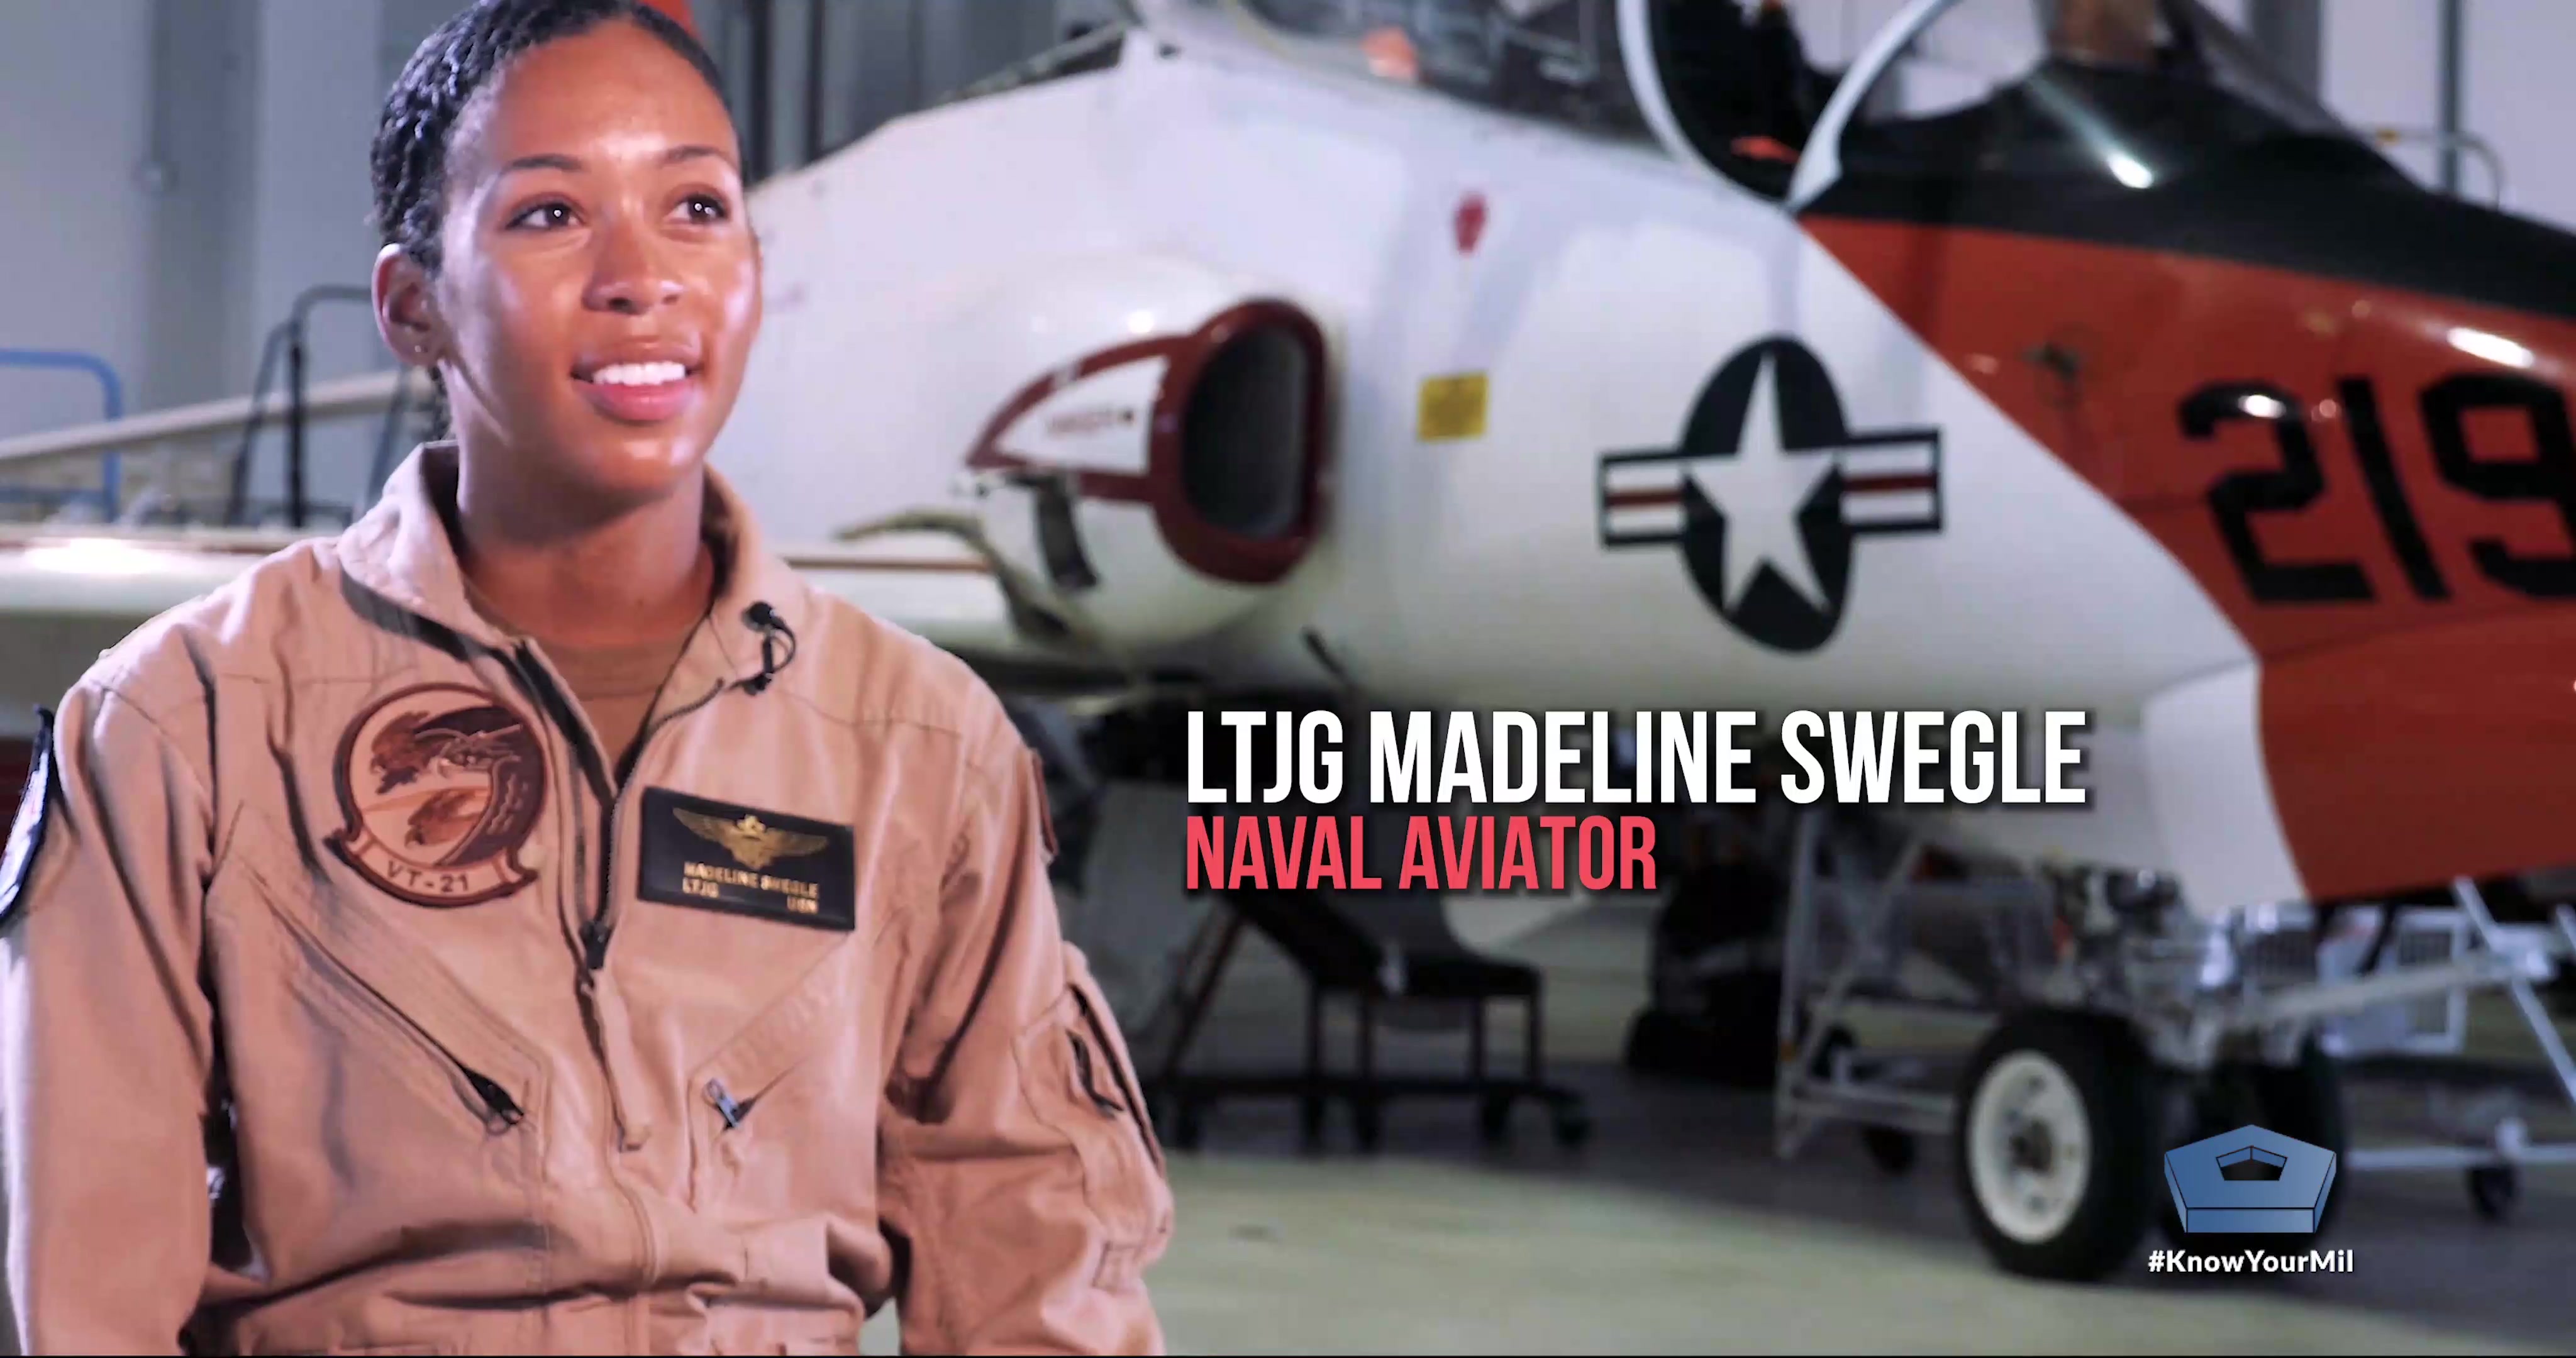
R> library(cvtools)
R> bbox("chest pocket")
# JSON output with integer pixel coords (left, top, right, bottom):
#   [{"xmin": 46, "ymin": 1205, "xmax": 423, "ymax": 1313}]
[
  {"xmin": 206, "ymin": 812, "xmax": 547, "ymax": 1212},
  {"xmin": 1013, "ymin": 942, "xmax": 1172, "ymax": 1286},
  {"xmin": 686, "ymin": 931, "xmax": 877, "ymax": 1217}
]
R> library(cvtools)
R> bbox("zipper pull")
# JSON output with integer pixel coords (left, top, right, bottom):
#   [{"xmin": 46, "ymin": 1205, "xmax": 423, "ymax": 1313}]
[
  {"xmin": 581, "ymin": 918, "xmax": 613, "ymax": 970},
  {"xmin": 466, "ymin": 1071, "xmax": 525, "ymax": 1133},
  {"xmin": 1067, "ymin": 1032, "xmax": 1126, "ymax": 1115},
  {"xmin": 705, "ymin": 1078, "xmax": 745, "ymax": 1130}
]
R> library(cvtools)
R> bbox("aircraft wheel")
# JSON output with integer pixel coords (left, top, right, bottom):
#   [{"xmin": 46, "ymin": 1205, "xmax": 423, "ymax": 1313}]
[
  {"xmin": 1351, "ymin": 1097, "xmax": 1385, "ymax": 1154},
  {"xmin": 1477, "ymin": 1093, "xmax": 1514, "ymax": 1145},
  {"xmin": 1622, "ymin": 1008, "xmax": 1687, "ymax": 1076},
  {"xmin": 1954, "ymin": 1010, "xmax": 2157, "ymax": 1283},
  {"xmin": 1298, "ymin": 1094, "xmax": 1327, "ymax": 1152},
  {"xmin": 1551, "ymin": 1104, "xmax": 1593, "ymax": 1150},
  {"xmin": 2469, "ymin": 1166, "xmax": 2518, "ymax": 1222},
  {"xmin": 1863, "ymin": 1125, "xmax": 1918, "ymax": 1176}
]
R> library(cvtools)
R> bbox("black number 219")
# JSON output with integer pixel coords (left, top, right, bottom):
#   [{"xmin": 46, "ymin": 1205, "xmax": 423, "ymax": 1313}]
[{"xmin": 2180, "ymin": 373, "xmax": 2576, "ymax": 604}]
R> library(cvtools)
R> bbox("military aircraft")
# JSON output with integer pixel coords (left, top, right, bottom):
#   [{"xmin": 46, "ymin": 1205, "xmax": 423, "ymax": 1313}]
[{"xmin": 8, "ymin": 0, "xmax": 2576, "ymax": 1282}]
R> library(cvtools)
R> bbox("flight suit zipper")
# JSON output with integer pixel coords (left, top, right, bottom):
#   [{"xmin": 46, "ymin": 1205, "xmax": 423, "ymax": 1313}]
[
  {"xmin": 585, "ymin": 666, "xmax": 738, "ymax": 1300},
  {"xmin": 503, "ymin": 642, "xmax": 660, "ymax": 1294},
  {"xmin": 507, "ymin": 636, "xmax": 743, "ymax": 1298},
  {"xmin": 705, "ymin": 1078, "xmax": 748, "ymax": 1130},
  {"xmin": 578, "ymin": 665, "xmax": 737, "ymax": 973},
  {"xmin": 509, "ymin": 643, "xmax": 624, "ymax": 973},
  {"xmin": 466, "ymin": 1071, "xmax": 528, "ymax": 1133},
  {"xmin": 268, "ymin": 890, "xmax": 530, "ymax": 1136}
]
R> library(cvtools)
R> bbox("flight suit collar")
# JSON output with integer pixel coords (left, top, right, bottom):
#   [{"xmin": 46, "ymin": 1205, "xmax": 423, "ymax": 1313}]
[
  {"xmin": 341, "ymin": 443, "xmax": 813, "ymax": 697},
  {"xmin": 692, "ymin": 458, "xmax": 813, "ymax": 697}
]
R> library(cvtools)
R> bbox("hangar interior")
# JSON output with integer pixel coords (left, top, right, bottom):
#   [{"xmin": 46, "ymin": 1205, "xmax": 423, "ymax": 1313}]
[{"xmin": 6, "ymin": 1, "xmax": 2576, "ymax": 1352}]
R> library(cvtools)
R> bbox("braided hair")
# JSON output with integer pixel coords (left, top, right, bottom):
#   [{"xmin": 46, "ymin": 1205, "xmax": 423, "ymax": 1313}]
[{"xmin": 370, "ymin": 0, "xmax": 730, "ymax": 436}]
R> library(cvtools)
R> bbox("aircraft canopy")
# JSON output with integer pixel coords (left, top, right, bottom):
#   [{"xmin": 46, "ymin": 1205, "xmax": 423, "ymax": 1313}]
[
  {"xmin": 1813, "ymin": 0, "xmax": 2371, "ymax": 199},
  {"xmin": 1149, "ymin": 0, "xmax": 1662, "ymax": 149}
]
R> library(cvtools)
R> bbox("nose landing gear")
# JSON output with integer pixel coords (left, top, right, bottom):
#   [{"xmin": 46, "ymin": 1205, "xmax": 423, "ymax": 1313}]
[{"xmin": 1955, "ymin": 1011, "xmax": 2159, "ymax": 1281}]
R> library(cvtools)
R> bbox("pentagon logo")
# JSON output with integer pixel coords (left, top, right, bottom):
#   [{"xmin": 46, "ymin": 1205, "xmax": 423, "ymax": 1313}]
[{"xmin": 2163, "ymin": 1123, "xmax": 2338, "ymax": 1234}]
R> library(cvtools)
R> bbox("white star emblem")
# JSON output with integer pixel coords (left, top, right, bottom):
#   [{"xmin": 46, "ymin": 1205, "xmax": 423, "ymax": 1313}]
[{"xmin": 1684, "ymin": 354, "xmax": 1835, "ymax": 614}]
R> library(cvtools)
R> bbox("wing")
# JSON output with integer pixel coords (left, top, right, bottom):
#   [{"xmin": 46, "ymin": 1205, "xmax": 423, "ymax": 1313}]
[
  {"xmin": 0, "ymin": 531, "xmax": 1092, "ymax": 744},
  {"xmin": 0, "ymin": 385, "xmax": 1130, "ymax": 748},
  {"xmin": 672, "ymin": 807, "xmax": 743, "ymax": 851},
  {"xmin": 762, "ymin": 829, "xmax": 831, "ymax": 861}
]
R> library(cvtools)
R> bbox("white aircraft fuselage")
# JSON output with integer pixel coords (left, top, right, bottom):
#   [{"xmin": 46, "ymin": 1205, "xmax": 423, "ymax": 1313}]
[{"xmin": 12, "ymin": 0, "xmax": 2576, "ymax": 926}]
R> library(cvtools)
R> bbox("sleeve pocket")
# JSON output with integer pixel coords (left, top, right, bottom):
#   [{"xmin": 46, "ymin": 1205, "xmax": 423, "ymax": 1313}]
[{"xmin": 1012, "ymin": 948, "xmax": 1176, "ymax": 1289}]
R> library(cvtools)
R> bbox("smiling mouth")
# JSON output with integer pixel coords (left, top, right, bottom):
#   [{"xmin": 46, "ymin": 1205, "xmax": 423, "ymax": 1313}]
[
  {"xmin": 579, "ymin": 360, "xmax": 696, "ymax": 387},
  {"xmin": 572, "ymin": 358, "xmax": 705, "ymax": 425}
]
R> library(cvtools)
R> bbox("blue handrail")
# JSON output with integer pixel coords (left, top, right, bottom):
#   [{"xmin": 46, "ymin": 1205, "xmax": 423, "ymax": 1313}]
[{"xmin": 0, "ymin": 348, "xmax": 127, "ymax": 518}]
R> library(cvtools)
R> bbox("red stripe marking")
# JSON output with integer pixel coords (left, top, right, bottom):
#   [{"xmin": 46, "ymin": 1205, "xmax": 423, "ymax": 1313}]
[
  {"xmin": 1842, "ymin": 472, "xmax": 1938, "ymax": 494},
  {"xmin": 1806, "ymin": 213, "xmax": 2576, "ymax": 903},
  {"xmin": 1604, "ymin": 488, "xmax": 1682, "ymax": 509}
]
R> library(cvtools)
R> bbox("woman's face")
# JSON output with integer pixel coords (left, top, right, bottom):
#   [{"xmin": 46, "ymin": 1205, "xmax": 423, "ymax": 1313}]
[{"xmin": 391, "ymin": 21, "xmax": 760, "ymax": 509}]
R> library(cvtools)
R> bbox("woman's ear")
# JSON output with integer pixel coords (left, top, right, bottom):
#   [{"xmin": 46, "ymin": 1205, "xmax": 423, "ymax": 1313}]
[{"xmin": 372, "ymin": 243, "xmax": 443, "ymax": 367}]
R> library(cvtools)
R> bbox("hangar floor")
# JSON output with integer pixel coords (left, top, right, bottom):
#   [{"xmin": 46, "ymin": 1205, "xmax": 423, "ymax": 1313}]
[{"xmin": 871, "ymin": 902, "xmax": 2576, "ymax": 1354}]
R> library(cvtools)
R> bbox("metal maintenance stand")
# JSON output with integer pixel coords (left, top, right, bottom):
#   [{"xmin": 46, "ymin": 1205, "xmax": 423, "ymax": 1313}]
[{"xmin": 1765, "ymin": 804, "xmax": 2576, "ymax": 1279}]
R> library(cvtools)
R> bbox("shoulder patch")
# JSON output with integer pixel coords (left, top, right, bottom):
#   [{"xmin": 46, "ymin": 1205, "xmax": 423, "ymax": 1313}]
[
  {"xmin": 0, "ymin": 707, "xmax": 62, "ymax": 930},
  {"xmin": 327, "ymin": 683, "xmax": 550, "ymax": 907}
]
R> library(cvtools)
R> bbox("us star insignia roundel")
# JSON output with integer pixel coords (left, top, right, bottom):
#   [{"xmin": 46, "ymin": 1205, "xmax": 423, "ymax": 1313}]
[
  {"xmin": 1597, "ymin": 337, "xmax": 1943, "ymax": 652},
  {"xmin": 328, "ymin": 683, "xmax": 550, "ymax": 907}
]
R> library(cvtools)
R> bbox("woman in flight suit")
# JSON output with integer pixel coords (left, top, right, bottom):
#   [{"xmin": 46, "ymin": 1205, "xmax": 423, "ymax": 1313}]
[{"xmin": 0, "ymin": 1, "xmax": 1173, "ymax": 1351}]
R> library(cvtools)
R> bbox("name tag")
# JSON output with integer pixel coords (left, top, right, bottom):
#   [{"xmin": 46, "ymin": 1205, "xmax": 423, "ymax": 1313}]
[{"xmin": 636, "ymin": 788, "xmax": 855, "ymax": 932}]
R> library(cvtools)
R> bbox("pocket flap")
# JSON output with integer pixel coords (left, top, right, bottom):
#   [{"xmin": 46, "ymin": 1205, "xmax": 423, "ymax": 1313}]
[
  {"xmin": 218, "ymin": 808, "xmax": 542, "ymax": 1097},
  {"xmin": 691, "ymin": 935, "xmax": 855, "ymax": 1112},
  {"xmin": 1060, "ymin": 944, "xmax": 1163, "ymax": 1173},
  {"xmin": 1012, "ymin": 943, "xmax": 1175, "ymax": 1266}
]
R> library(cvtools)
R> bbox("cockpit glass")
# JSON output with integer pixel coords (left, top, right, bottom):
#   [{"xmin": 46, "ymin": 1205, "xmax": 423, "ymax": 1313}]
[
  {"xmin": 1839, "ymin": 0, "xmax": 2372, "ymax": 186},
  {"xmin": 1159, "ymin": 0, "xmax": 1657, "ymax": 146}
]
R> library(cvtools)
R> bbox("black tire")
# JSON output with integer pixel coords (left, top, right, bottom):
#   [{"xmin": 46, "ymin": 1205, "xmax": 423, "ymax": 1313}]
[
  {"xmin": 1953, "ymin": 1010, "xmax": 2158, "ymax": 1283},
  {"xmin": 2155, "ymin": 1040, "xmax": 2347, "ymax": 1249},
  {"xmin": 1863, "ymin": 1125, "xmax": 1918, "ymax": 1176},
  {"xmin": 1623, "ymin": 1009, "xmax": 1685, "ymax": 1076},
  {"xmin": 1478, "ymin": 1093, "xmax": 1514, "ymax": 1145},
  {"xmin": 1352, "ymin": 1098, "xmax": 1384, "ymax": 1153},
  {"xmin": 1298, "ymin": 1094, "xmax": 1326, "ymax": 1152},
  {"xmin": 1552, "ymin": 1104, "xmax": 1594, "ymax": 1149},
  {"xmin": 2469, "ymin": 1166, "xmax": 2518, "ymax": 1222},
  {"xmin": 1707, "ymin": 970, "xmax": 1789, "ymax": 1088},
  {"xmin": 1621, "ymin": 983, "xmax": 1786, "ymax": 1088}
]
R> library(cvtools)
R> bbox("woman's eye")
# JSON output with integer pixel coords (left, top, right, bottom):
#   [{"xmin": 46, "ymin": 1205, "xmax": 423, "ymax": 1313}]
[
  {"xmin": 677, "ymin": 194, "xmax": 730, "ymax": 224},
  {"xmin": 509, "ymin": 202, "xmax": 577, "ymax": 231}
]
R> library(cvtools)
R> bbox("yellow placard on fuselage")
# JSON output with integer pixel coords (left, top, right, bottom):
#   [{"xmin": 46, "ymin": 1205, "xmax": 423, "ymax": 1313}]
[{"xmin": 1418, "ymin": 372, "xmax": 1489, "ymax": 443}]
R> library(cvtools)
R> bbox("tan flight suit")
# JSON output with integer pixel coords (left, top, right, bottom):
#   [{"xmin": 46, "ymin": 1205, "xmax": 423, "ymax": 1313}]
[{"xmin": 0, "ymin": 444, "xmax": 1174, "ymax": 1354}]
